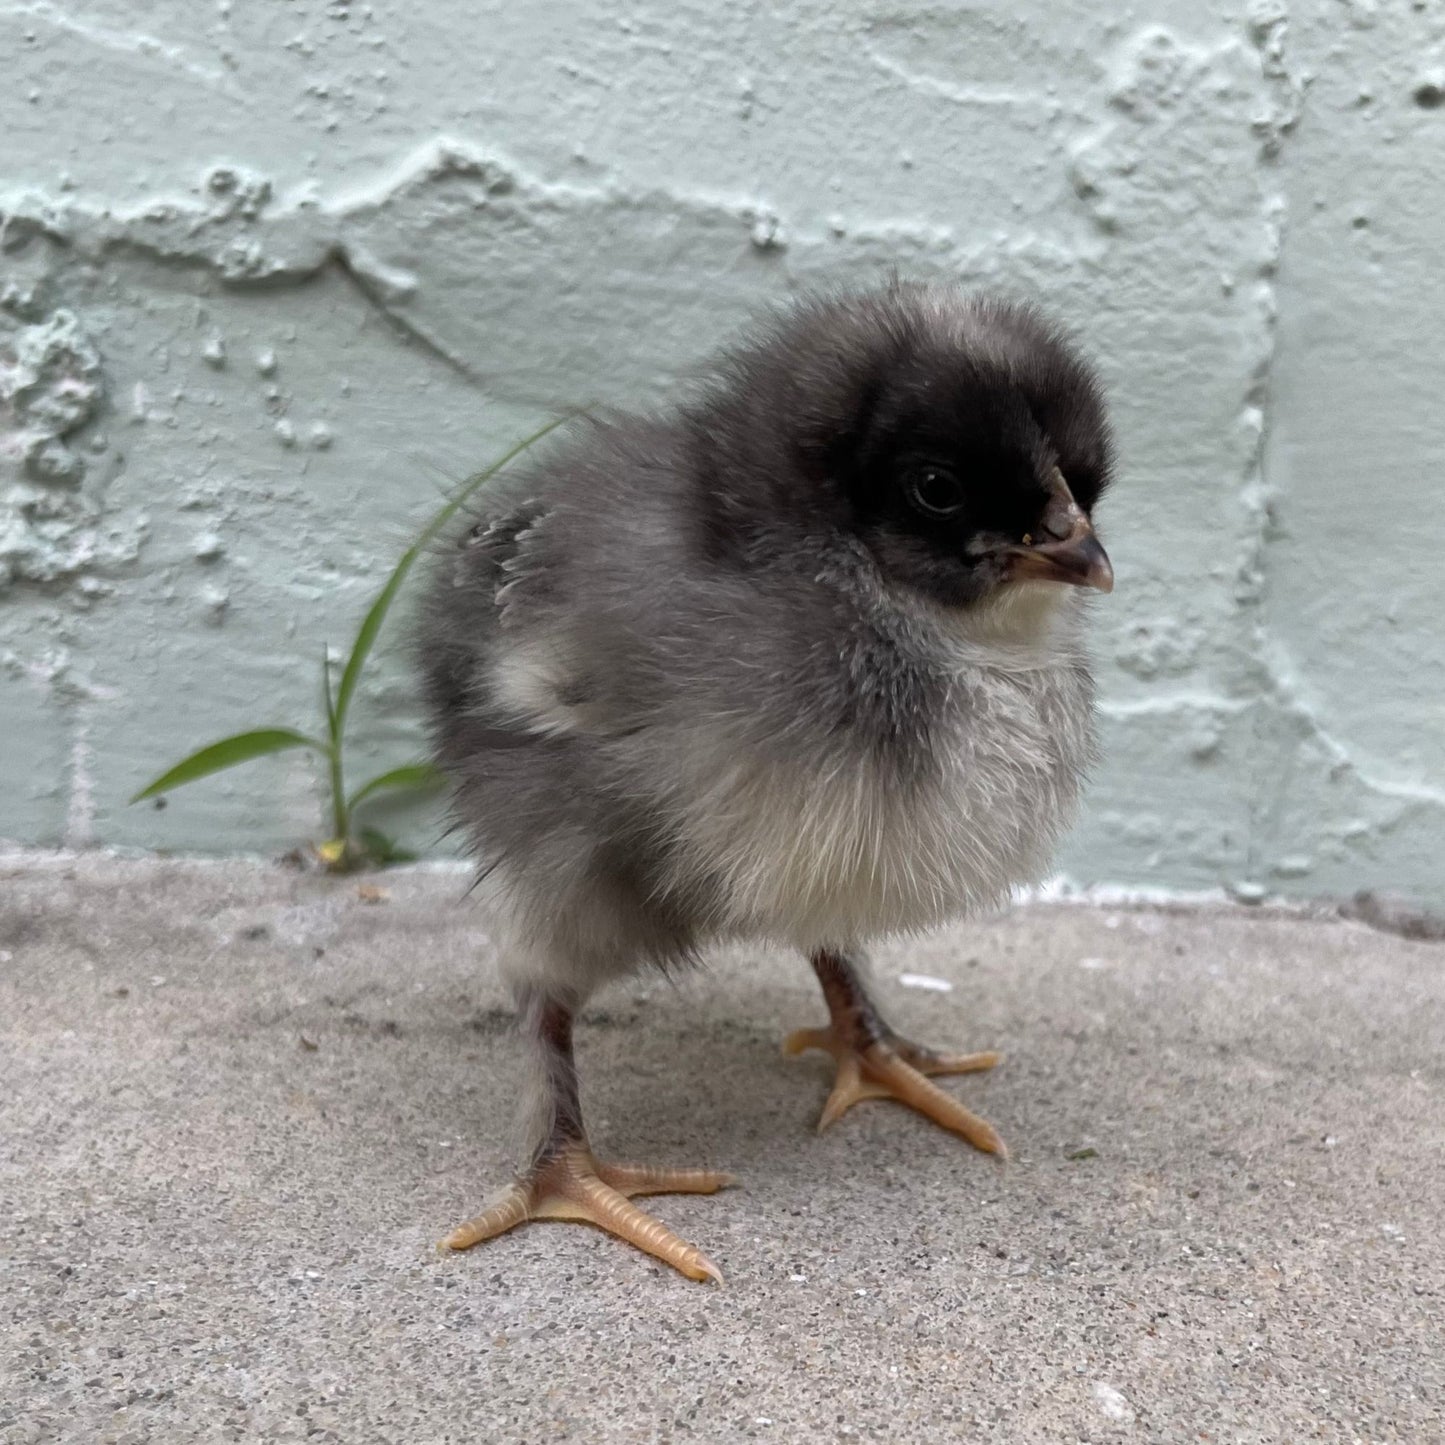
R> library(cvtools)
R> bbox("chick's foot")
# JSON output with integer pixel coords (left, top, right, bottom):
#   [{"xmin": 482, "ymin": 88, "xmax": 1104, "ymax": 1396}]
[
  {"xmin": 444, "ymin": 1141, "xmax": 733, "ymax": 1282},
  {"xmin": 785, "ymin": 948, "xmax": 1006, "ymax": 1156}
]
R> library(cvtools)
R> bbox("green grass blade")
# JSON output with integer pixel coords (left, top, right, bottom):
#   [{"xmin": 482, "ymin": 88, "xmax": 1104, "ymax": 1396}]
[
  {"xmin": 347, "ymin": 762, "xmax": 446, "ymax": 813},
  {"xmin": 322, "ymin": 647, "xmax": 338, "ymax": 749},
  {"xmin": 331, "ymin": 414, "xmax": 574, "ymax": 742},
  {"xmin": 130, "ymin": 728, "xmax": 327, "ymax": 803}
]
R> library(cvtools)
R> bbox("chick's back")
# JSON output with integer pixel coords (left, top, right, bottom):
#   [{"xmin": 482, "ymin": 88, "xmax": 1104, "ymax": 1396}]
[{"xmin": 415, "ymin": 417, "xmax": 866, "ymax": 954}]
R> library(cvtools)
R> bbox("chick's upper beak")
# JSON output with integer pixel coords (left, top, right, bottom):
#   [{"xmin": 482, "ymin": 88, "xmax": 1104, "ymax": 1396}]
[{"xmin": 1005, "ymin": 468, "xmax": 1114, "ymax": 594}]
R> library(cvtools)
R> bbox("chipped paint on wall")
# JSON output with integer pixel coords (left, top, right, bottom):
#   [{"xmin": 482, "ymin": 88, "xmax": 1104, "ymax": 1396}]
[{"xmin": 1, "ymin": 1, "xmax": 1442, "ymax": 907}]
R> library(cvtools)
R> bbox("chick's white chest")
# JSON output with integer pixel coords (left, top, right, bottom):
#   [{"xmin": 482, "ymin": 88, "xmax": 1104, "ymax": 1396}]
[{"xmin": 672, "ymin": 648, "xmax": 1095, "ymax": 949}]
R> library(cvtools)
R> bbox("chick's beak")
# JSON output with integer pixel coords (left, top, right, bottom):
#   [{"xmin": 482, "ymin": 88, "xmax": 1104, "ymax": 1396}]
[{"xmin": 1004, "ymin": 468, "xmax": 1114, "ymax": 594}]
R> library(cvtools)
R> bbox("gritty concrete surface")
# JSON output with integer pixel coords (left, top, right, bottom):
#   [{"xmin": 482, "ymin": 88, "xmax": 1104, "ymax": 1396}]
[{"xmin": 2, "ymin": 853, "xmax": 1442, "ymax": 1444}]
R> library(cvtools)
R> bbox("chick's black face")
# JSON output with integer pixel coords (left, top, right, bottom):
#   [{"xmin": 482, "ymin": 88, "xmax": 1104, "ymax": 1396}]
[{"xmin": 811, "ymin": 296, "xmax": 1114, "ymax": 611}]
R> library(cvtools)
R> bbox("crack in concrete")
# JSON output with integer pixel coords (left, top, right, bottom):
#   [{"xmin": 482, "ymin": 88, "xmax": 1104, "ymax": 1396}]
[
  {"xmin": 1220, "ymin": 10, "xmax": 1442, "ymax": 866},
  {"xmin": 329, "ymin": 243, "xmax": 482, "ymax": 385},
  {"xmin": 867, "ymin": 51, "xmax": 1054, "ymax": 110}
]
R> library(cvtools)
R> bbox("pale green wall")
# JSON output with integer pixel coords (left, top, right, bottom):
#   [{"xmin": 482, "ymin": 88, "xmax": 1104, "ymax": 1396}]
[{"xmin": 3, "ymin": 2, "xmax": 1443, "ymax": 908}]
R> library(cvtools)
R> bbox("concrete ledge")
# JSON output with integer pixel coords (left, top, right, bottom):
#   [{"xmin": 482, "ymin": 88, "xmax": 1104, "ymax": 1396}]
[{"xmin": 2, "ymin": 855, "xmax": 1442, "ymax": 1442}]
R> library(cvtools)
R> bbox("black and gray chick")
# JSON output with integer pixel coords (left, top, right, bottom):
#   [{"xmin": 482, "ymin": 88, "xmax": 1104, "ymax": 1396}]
[{"xmin": 416, "ymin": 282, "xmax": 1114, "ymax": 1282}]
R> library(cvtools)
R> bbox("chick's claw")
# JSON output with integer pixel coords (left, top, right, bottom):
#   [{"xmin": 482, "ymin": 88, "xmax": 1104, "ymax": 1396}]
[
  {"xmin": 788, "ymin": 948, "xmax": 1007, "ymax": 1155},
  {"xmin": 443, "ymin": 1142, "xmax": 734, "ymax": 1284},
  {"xmin": 783, "ymin": 1024, "xmax": 1006, "ymax": 1157}
]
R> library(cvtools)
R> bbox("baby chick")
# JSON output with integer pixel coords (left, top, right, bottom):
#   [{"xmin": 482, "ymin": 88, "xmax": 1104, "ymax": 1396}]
[{"xmin": 416, "ymin": 283, "xmax": 1114, "ymax": 1282}]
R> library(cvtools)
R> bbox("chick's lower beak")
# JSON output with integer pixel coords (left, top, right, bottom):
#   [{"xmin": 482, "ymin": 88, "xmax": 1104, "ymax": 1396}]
[{"xmin": 1004, "ymin": 469, "xmax": 1114, "ymax": 594}]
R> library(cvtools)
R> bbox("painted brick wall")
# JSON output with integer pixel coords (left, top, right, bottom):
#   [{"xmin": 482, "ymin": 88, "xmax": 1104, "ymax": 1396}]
[{"xmin": 3, "ymin": 2, "xmax": 1442, "ymax": 907}]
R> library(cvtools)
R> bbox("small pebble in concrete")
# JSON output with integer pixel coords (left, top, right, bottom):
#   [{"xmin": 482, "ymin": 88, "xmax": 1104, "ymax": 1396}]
[
  {"xmin": 1093, "ymin": 1383, "xmax": 1135, "ymax": 1423},
  {"xmin": 897, "ymin": 971, "xmax": 952, "ymax": 992}
]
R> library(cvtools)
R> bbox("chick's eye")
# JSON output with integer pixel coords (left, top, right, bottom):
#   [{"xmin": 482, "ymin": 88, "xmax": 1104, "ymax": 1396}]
[{"xmin": 906, "ymin": 466, "xmax": 965, "ymax": 519}]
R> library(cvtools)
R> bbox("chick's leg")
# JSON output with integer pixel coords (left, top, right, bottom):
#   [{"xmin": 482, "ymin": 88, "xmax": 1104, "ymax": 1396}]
[
  {"xmin": 784, "ymin": 948, "xmax": 1006, "ymax": 1156},
  {"xmin": 444, "ymin": 993, "xmax": 733, "ymax": 1283}
]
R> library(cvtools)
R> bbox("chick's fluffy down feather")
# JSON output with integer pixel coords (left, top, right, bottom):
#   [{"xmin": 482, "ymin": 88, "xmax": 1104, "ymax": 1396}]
[{"xmin": 416, "ymin": 290, "xmax": 1101, "ymax": 1001}]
